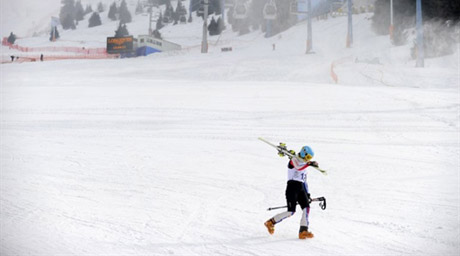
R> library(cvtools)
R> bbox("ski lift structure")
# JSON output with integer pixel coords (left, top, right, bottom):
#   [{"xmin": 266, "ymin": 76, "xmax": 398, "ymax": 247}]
[
  {"xmin": 263, "ymin": 0, "xmax": 277, "ymax": 20},
  {"xmin": 290, "ymin": 0, "xmax": 309, "ymax": 15},
  {"xmin": 233, "ymin": 0, "xmax": 251, "ymax": 20},
  {"xmin": 224, "ymin": 0, "xmax": 235, "ymax": 8}
]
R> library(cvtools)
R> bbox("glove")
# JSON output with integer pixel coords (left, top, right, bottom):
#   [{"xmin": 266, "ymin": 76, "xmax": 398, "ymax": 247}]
[
  {"xmin": 308, "ymin": 161, "xmax": 319, "ymax": 167},
  {"xmin": 277, "ymin": 143, "xmax": 287, "ymax": 157},
  {"xmin": 287, "ymin": 150, "xmax": 295, "ymax": 159}
]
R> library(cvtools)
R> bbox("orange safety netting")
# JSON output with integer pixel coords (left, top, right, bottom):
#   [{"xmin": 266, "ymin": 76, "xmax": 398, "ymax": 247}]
[{"xmin": 2, "ymin": 37, "xmax": 107, "ymax": 55}]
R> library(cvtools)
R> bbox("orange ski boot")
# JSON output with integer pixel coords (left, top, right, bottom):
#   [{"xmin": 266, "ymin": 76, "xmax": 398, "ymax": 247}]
[
  {"xmin": 299, "ymin": 226, "xmax": 314, "ymax": 239},
  {"xmin": 264, "ymin": 218, "xmax": 275, "ymax": 235}
]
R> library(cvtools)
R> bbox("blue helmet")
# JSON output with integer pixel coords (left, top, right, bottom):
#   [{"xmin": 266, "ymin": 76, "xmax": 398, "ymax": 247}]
[{"xmin": 299, "ymin": 146, "xmax": 314, "ymax": 160}]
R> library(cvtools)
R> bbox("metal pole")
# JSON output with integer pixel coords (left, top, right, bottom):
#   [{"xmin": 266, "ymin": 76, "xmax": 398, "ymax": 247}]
[
  {"xmin": 306, "ymin": 0, "xmax": 312, "ymax": 53},
  {"xmin": 347, "ymin": 0, "xmax": 353, "ymax": 48},
  {"xmin": 416, "ymin": 0, "xmax": 424, "ymax": 67},
  {"xmin": 201, "ymin": 0, "xmax": 209, "ymax": 53},
  {"xmin": 221, "ymin": 0, "xmax": 225, "ymax": 25},
  {"xmin": 266, "ymin": 19, "xmax": 272, "ymax": 38},
  {"xmin": 389, "ymin": 0, "xmax": 393, "ymax": 40},
  {"xmin": 149, "ymin": 8, "xmax": 152, "ymax": 35}
]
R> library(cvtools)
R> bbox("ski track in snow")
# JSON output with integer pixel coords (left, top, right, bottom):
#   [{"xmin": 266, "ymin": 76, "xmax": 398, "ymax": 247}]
[{"xmin": 1, "ymin": 78, "xmax": 459, "ymax": 255}]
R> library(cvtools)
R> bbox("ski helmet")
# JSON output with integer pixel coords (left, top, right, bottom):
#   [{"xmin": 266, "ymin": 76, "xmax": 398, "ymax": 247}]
[{"xmin": 299, "ymin": 146, "xmax": 314, "ymax": 161}]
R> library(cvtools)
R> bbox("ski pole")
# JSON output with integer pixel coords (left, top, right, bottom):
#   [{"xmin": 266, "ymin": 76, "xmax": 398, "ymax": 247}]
[
  {"xmin": 267, "ymin": 197, "xmax": 327, "ymax": 211},
  {"xmin": 267, "ymin": 206, "xmax": 287, "ymax": 211}
]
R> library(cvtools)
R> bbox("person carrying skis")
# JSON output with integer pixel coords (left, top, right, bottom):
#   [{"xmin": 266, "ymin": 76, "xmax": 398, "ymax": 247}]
[{"xmin": 264, "ymin": 144, "xmax": 319, "ymax": 239}]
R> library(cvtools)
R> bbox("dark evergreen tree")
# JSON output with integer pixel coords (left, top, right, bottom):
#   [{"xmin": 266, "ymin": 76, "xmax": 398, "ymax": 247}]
[
  {"xmin": 97, "ymin": 2, "xmax": 104, "ymax": 12},
  {"xmin": 88, "ymin": 12, "xmax": 102, "ymax": 27},
  {"xmin": 59, "ymin": 0, "xmax": 76, "ymax": 30},
  {"xmin": 217, "ymin": 16, "xmax": 225, "ymax": 33},
  {"xmin": 373, "ymin": 0, "xmax": 460, "ymax": 34},
  {"xmin": 108, "ymin": 2, "xmax": 118, "ymax": 21},
  {"xmin": 188, "ymin": 12, "xmax": 193, "ymax": 23},
  {"xmin": 163, "ymin": 1, "xmax": 174, "ymax": 23},
  {"xmin": 210, "ymin": 0, "xmax": 222, "ymax": 15},
  {"xmin": 270, "ymin": 0, "xmax": 297, "ymax": 35},
  {"xmin": 84, "ymin": 4, "xmax": 93, "ymax": 15},
  {"xmin": 153, "ymin": 29, "xmax": 162, "ymax": 39},
  {"xmin": 115, "ymin": 22, "xmax": 130, "ymax": 37},
  {"xmin": 373, "ymin": 0, "xmax": 459, "ymax": 55},
  {"xmin": 135, "ymin": 0, "xmax": 144, "ymax": 15},
  {"xmin": 75, "ymin": 0, "xmax": 85, "ymax": 21},
  {"xmin": 208, "ymin": 17, "xmax": 219, "ymax": 36},
  {"xmin": 196, "ymin": 0, "xmax": 217, "ymax": 18},
  {"xmin": 7, "ymin": 32, "xmax": 16, "ymax": 44},
  {"xmin": 371, "ymin": 0, "xmax": 391, "ymax": 35},
  {"xmin": 157, "ymin": 13, "xmax": 165, "ymax": 29},
  {"xmin": 149, "ymin": 0, "xmax": 167, "ymax": 6},
  {"xmin": 62, "ymin": 13, "xmax": 76, "ymax": 30},
  {"xmin": 422, "ymin": 0, "xmax": 460, "ymax": 21},
  {"xmin": 190, "ymin": 0, "xmax": 200, "ymax": 12},
  {"xmin": 175, "ymin": 0, "xmax": 187, "ymax": 23},
  {"xmin": 119, "ymin": 0, "xmax": 132, "ymax": 23}
]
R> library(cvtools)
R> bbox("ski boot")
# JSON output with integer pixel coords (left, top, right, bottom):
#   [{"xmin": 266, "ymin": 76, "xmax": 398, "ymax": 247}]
[
  {"xmin": 264, "ymin": 218, "xmax": 275, "ymax": 235},
  {"xmin": 299, "ymin": 226, "xmax": 314, "ymax": 239}
]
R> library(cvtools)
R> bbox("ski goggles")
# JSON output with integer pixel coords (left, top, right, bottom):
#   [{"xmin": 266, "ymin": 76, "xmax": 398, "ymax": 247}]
[{"xmin": 302, "ymin": 154, "xmax": 313, "ymax": 161}]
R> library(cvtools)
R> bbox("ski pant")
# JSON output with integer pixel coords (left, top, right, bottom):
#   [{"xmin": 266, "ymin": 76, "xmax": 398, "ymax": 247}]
[{"xmin": 272, "ymin": 180, "xmax": 310, "ymax": 227}]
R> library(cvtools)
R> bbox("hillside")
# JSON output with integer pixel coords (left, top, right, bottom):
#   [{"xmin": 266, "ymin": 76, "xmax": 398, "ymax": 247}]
[{"xmin": 3, "ymin": 1, "xmax": 459, "ymax": 87}]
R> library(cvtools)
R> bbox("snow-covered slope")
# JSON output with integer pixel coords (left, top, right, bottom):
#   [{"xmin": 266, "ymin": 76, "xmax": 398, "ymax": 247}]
[{"xmin": 1, "ymin": 1, "xmax": 459, "ymax": 255}]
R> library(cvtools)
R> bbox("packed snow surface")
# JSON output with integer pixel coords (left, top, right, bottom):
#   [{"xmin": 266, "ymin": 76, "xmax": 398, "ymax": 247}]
[{"xmin": 1, "ymin": 1, "xmax": 459, "ymax": 255}]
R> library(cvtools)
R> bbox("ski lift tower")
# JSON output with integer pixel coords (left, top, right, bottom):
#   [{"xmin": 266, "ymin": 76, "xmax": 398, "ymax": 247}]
[
  {"xmin": 415, "ymin": 0, "xmax": 424, "ymax": 67},
  {"xmin": 346, "ymin": 0, "xmax": 353, "ymax": 48},
  {"xmin": 291, "ymin": 0, "xmax": 313, "ymax": 53},
  {"xmin": 263, "ymin": 0, "xmax": 277, "ymax": 38},
  {"xmin": 389, "ymin": 0, "xmax": 394, "ymax": 41},
  {"xmin": 202, "ymin": 0, "xmax": 209, "ymax": 53}
]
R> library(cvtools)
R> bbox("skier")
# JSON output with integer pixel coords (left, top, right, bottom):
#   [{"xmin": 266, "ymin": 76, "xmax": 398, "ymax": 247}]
[{"xmin": 264, "ymin": 145, "xmax": 319, "ymax": 239}]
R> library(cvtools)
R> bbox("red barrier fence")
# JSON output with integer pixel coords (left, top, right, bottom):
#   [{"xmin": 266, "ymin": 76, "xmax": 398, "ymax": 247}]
[
  {"xmin": 2, "ymin": 54, "xmax": 119, "ymax": 64},
  {"xmin": 2, "ymin": 37, "xmax": 107, "ymax": 54},
  {"xmin": 330, "ymin": 56, "xmax": 353, "ymax": 84}
]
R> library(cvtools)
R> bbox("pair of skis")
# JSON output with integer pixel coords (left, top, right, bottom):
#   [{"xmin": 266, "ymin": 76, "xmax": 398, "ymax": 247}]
[{"xmin": 258, "ymin": 137, "xmax": 328, "ymax": 176}]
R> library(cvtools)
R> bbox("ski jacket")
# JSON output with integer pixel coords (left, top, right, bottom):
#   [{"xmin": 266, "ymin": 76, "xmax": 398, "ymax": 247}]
[{"xmin": 287, "ymin": 157, "xmax": 310, "ymax": 183}]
